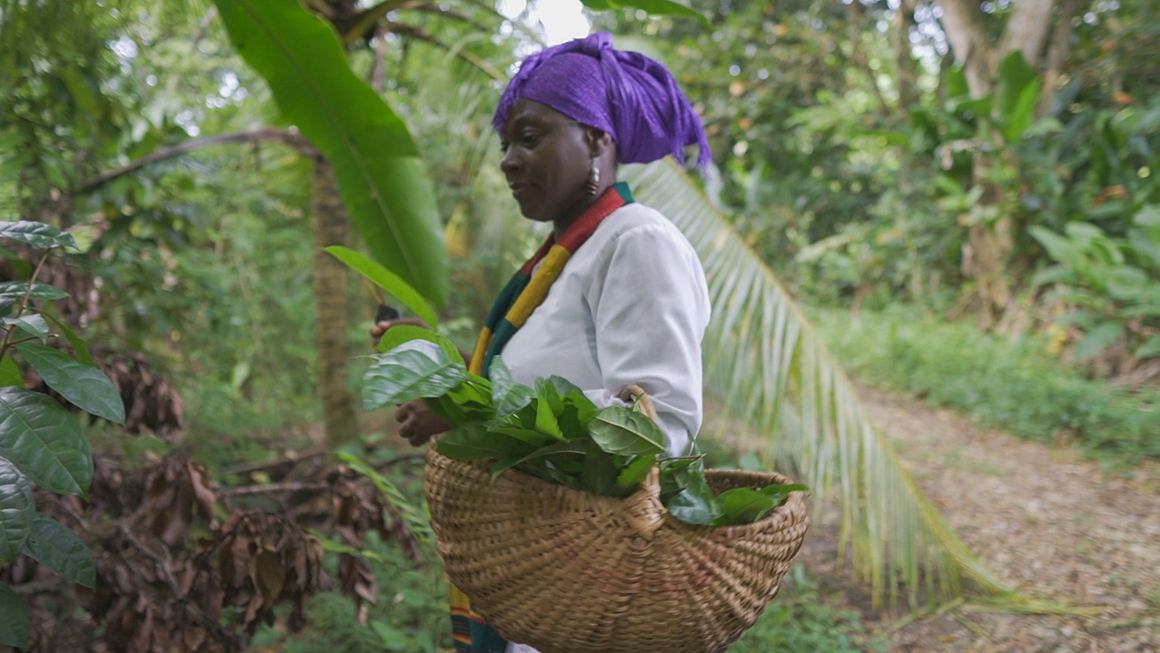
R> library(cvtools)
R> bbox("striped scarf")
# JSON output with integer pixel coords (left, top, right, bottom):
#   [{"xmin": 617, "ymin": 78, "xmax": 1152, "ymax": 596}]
[{"xmin": 450, "ymin": 181, "xmax": 633, "ymax": 653}]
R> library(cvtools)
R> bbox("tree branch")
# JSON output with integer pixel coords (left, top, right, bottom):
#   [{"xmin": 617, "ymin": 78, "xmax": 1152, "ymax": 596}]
[{"xmin": 75, "ymin": 127, "xmax": 317, "ymax": 195}]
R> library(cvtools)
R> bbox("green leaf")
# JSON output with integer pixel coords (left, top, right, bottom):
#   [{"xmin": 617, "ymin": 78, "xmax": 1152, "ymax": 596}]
[
  {"xmin": 0, "ymin": 282, "xmax": 68, "ymax": 302},
  {"xmin": 435, "ymin": 423, "xmax": 533, "ymax": 461},
  {"xmin": 580, "ymin": 442, "xmax": 621, "ymax": 497},
  {"xmin": 1002, "ymin": 78, "xmax": 1041, "ymax": 142},
  {"xmin": 21, "ymin": 513, "xmax": 95, "ymax": 588},
  {"xmin": 42, "ymin": 313, "xmax": 94, "ymax": 366},
  {"xmin": 0, "ymin": 457, "xmax": 34, "ymax": 565},
  {"xmin": 15, "ymin": 343, "xmax": 124, "ymax": 424},
  {"xmin": 713, "ymin": 487, "xmax": 777, "ymax": 526},
  {"xmin": 325, "ymin": 245, "xmax": 438, "ymax": 327},
  {"xmin": 1074, "ymin": 321, "xmax": 1122, "ymax": 361},
  {"xmin": 488, "ymin": 438, "xmax": 588, "ymax": 480},
  {"xmin": 362, "ymin": 340, "xmax": 465, "ymax": 410},
  {"xmin": 0, "ymin": 357, "xmax": 21, "ymax": 387},
  {"xmin": 534, "ymin": 393, "xmax": 563, "ymax": 440},
  {"xmin": 588, "ymin": 406, "xmax": 666, "ymax": 455},
  {"xmin": 4, "ymin": 314, "xmax": 49, "ymax": 343},
  {"xmin": 996, "ymin": 51, "xmax": 1037, "ymax": 121},
  {"xmin": 1134, "ymin": 335, "xmax": 1160, "ymax": 359},
  {"xmin": 0, "ymin": 221, "xmax": 77, "ymax": 250},
  {"xmin": 0, "ymin": 582, "xmax": 29, "ymax": 648},
  {"xmin": 615, "ymin": 453, "xmax": 656, "ymax": 491},
  {"xmin": 489, "ymin": 358, "xmax": 536, "ymax": 416},
  {"xmin": 0, "ymin": 388, "xmax": 92, "ymax": 496},
  {"xmin": 214, "ymin": 0, "xmax": 448, "ymax": 306},
  {"xmin": 580, "ymin": 0, "xmax": 708, "ymax": 24},
  {"xmin": 375, "ymin": 325, "xmax": 462, "ymax": 364},
  {"xmin": 713, "ymin": 483, "xmax": 809, "ymax": 527},
  {"xmin": 665, "ymin": 469, "xmax": 721, "ymax": 526}
]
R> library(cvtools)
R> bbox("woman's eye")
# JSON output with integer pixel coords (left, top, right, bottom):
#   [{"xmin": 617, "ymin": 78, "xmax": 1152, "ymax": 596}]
[
  {"xmin": 520, "ymin": 132, "xmax": 540, "ymax": 147},
  {"xmin": 499, "ymin": 141, "xmax": 510, "ymax": 153}
]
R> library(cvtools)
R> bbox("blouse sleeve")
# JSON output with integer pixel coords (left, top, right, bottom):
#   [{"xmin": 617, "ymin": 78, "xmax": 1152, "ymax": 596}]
[{"xmin": 583, "ymin": 222, "xmax": 711, "ymax": 456}]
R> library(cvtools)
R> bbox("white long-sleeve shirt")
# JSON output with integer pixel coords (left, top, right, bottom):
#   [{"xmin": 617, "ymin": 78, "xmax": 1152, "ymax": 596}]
[{"xmin": 498, "ymin": 202, "xmax": 711, "ymax": 457}]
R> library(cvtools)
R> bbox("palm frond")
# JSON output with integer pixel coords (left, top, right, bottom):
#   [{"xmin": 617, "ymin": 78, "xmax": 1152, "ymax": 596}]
[{"xmin": 625, "ymin": 159, "xmax": 1024, "ymax": 607}]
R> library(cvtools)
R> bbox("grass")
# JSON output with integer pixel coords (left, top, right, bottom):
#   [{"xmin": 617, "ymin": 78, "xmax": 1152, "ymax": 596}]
[{"xmin": 809, "ymin": 304, "xmax": 1160, "ymax": 467}]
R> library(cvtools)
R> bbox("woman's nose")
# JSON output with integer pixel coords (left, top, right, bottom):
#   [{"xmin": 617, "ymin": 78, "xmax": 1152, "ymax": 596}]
[{"xmin": 500, "ymin": 149, "xmax": 520, "ymax": 176}]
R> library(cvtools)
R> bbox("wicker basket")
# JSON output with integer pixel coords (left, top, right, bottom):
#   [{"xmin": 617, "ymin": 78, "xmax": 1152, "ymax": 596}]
[{"xmin": 424, "ymin": 445, "xmax": 810, "ymax": 653}]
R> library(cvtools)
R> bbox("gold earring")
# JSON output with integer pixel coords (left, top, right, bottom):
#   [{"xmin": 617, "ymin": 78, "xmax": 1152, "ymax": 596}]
[{"xmin": 585, "ymin": 160, "xmax": 600, "ymax": 196}]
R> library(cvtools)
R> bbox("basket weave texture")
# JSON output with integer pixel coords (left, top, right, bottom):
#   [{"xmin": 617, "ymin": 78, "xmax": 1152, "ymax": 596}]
[{"xmin": 424, "ymin": 447, "xmax": 810, "ymax": 653}]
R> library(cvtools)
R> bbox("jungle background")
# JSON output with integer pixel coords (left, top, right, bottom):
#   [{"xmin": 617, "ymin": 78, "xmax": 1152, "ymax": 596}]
[{"xmin": 0, "ymin": 0, "xmax": 1157, "ymax": 651}]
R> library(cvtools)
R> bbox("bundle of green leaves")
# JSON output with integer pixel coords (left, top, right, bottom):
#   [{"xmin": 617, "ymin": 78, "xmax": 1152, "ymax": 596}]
[{"xmin": 363, "ymin": 331, "xmax": 805, "ymax": 527}]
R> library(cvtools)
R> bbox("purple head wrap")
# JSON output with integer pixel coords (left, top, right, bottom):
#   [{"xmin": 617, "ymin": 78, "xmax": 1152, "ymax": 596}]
[{"xmin": 493, "ymin": 32, "xmax": 711, "ymax": 167}]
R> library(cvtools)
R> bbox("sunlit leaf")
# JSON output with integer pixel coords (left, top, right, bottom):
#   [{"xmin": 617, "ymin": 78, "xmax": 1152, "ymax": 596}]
[
  {"xmin": 325, "ymin": 245, "xmax": 439, "ymax": 327},
  {"xmin": 588, "ymin": 406, "xmax": 666, "ymax": 455},
  {"xmin": 20, "ymin": 513, "xmax": 95, "ymax": 588},
  {"xmin": 362, "ymin": 340, "xmax": 465, "ymax": 410},
  {"xmin": 0, "ymin": 282, "xmax": 68, "ymax": 302},
  {"xmin": 580, "ymin": 0, "xmax": 708, "ymax": 24},
  {"xmin": 3, "ymin": 314, "xmax": 49, "ymax": 343},
  {"xmin": 489, "ymin": 357, "xmax": 536, "ymax": 416},
  {"xmin": 0, "ymin": 221, "xmax": 77, "ymax": 250},
  {"xmin": 15, "ymin": 343, "xmax": 124, "ymax": 425},
  {"xmin": 0, "ymin": 388, "xmax": 92, "ymax": 496},
  {"xmin": 214, "ymin": 0, "xmax": 448, "ymax": 306}
]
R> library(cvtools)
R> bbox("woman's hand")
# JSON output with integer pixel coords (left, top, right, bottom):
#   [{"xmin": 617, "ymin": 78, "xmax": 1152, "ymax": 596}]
[
  {"xmin": 370, "ymin": 316, "xmax": 430, "ymax": 345},
  {"xmin": 395, "ymin": 400, "xmax": 451, "ymax": 447}
]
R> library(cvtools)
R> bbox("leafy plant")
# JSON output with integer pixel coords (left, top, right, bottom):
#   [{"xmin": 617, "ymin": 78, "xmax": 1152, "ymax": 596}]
[
  {"xmin": 361, "ymin": 335, "xmax": 806, "ymax": 527},
  {"xmin": 1031, "ymin": 207, "xmax": 1160, "ymax": 361},
  {"xmin": 0, "ymin": 220, "xmax": 126, "ymax": 648}
]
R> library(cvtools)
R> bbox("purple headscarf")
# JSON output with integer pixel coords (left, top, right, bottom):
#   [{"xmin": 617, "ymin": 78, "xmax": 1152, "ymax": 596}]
[{"xmin": 493, "ymin": 32, "xmax": 711, "ymax": 167}]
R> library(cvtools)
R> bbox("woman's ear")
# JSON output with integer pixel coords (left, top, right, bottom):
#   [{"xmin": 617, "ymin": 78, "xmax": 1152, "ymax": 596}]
[{"xmin": 585, "ymin": 127, "xmax": 614, "ymax": 158}]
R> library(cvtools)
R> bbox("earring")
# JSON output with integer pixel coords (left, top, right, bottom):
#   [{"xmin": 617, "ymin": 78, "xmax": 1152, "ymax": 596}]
[{"xmin": 585, "ymin": 160, "xmax": 600, "ymax": 196}]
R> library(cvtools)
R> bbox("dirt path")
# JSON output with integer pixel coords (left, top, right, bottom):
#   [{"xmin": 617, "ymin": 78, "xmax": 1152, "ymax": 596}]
[{"xmin": 788, "ymin": 386, "xmax": 1160, "ymax": 652}]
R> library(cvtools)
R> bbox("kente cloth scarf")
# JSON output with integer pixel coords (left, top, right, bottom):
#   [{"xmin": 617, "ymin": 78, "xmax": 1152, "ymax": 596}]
[{"xmin": 449, "ymin": 181, "xmax": 634, "ymax": 653}]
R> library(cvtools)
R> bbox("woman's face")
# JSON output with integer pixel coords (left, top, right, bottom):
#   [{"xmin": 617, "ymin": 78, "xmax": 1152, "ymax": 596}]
[{"xmin": 499, "ymin": 99, "xmax": 593, "ymax": 223}]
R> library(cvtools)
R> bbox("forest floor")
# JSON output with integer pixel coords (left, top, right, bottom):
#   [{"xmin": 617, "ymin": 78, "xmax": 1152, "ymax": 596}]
[{"xmin": 785, "ymin": 386, "xmax": 1160, "ymax": 652}]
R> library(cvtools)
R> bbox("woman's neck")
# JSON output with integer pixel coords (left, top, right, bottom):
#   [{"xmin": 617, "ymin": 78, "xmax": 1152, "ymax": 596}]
[{"xmin": 552, "ymin": 179, "xmax": 615, "ymax": 237}]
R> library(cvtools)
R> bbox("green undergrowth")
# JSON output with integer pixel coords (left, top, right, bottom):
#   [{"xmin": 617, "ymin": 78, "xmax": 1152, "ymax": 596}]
[{"xmin": 810, "ymin": 304, "xmax": 1160, "ymax": 467}]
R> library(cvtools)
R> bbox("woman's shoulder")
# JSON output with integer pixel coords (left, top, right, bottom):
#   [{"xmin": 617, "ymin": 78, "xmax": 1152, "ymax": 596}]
[{"xmin": 593, "ymin": 202, "xmax": 692, "ymax": 250}]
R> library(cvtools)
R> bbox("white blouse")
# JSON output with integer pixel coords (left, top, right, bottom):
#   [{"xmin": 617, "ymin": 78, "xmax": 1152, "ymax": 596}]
[{"xmin": 498, "ymin": 202, "xmax": 711, "ymax": 457}]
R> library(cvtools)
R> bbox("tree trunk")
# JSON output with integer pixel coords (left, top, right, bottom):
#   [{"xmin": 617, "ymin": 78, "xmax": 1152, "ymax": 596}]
[
  {"xmin": 935, "ymin": 0, "xmax": 996, "ymax": 96},
  {"xmin": 1037, "ymin": 0, "xmax": 1085, "ymax": 118},
  {"xmin": 998, "ymin": 0, "xmax": 1056, "ymax": 65},
  {"xmin": 936, "ymin": 0, "xmax": 1058, "ymax": 325},
  {"xmin": 312, "ymin": 158, "xmax": 359, "ymax": 448},
  {"xmin": 893, "ymin": 0, "xmax": 919, "ymax": 110}
]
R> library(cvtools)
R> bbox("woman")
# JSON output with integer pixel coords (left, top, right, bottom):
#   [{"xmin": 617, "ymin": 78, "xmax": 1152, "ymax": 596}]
[{"xmin": 378, "ymin": 32, "xmax": 711, "ymax": 653}]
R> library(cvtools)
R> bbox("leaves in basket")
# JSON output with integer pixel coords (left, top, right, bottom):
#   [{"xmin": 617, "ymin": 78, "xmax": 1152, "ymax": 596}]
[
  {"xmin": 588, "ymin": 406, "xmax": 666, "ymax": 455},
  {"xmin": 616, "ymin": 453, "xmax": 656, "ymax": 492},
  {"xmin": 436, "ymin": 423, "xmax": 535, "ymax": 461},
  {"xmin": 489, "ymin": 439, "xmax": 589, "ymax": 479},
  {"xmin": 489, "ymin": 358, "xmax": 535, "ymax": 416},
  {"xmin": 712, "ymin": 484, "xmax": 809, "ymax": 526}
]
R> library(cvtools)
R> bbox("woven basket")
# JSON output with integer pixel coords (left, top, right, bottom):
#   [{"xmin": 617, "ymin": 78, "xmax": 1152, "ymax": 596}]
[{"xmin": 424, "ymin": 444, "xmax": 810, "ymax": 653}]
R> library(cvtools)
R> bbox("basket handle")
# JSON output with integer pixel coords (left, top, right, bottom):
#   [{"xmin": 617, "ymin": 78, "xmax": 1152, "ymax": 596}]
[{"xmin": 615, "ymin": 384, "xmax": 666, "ymax": 540}]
